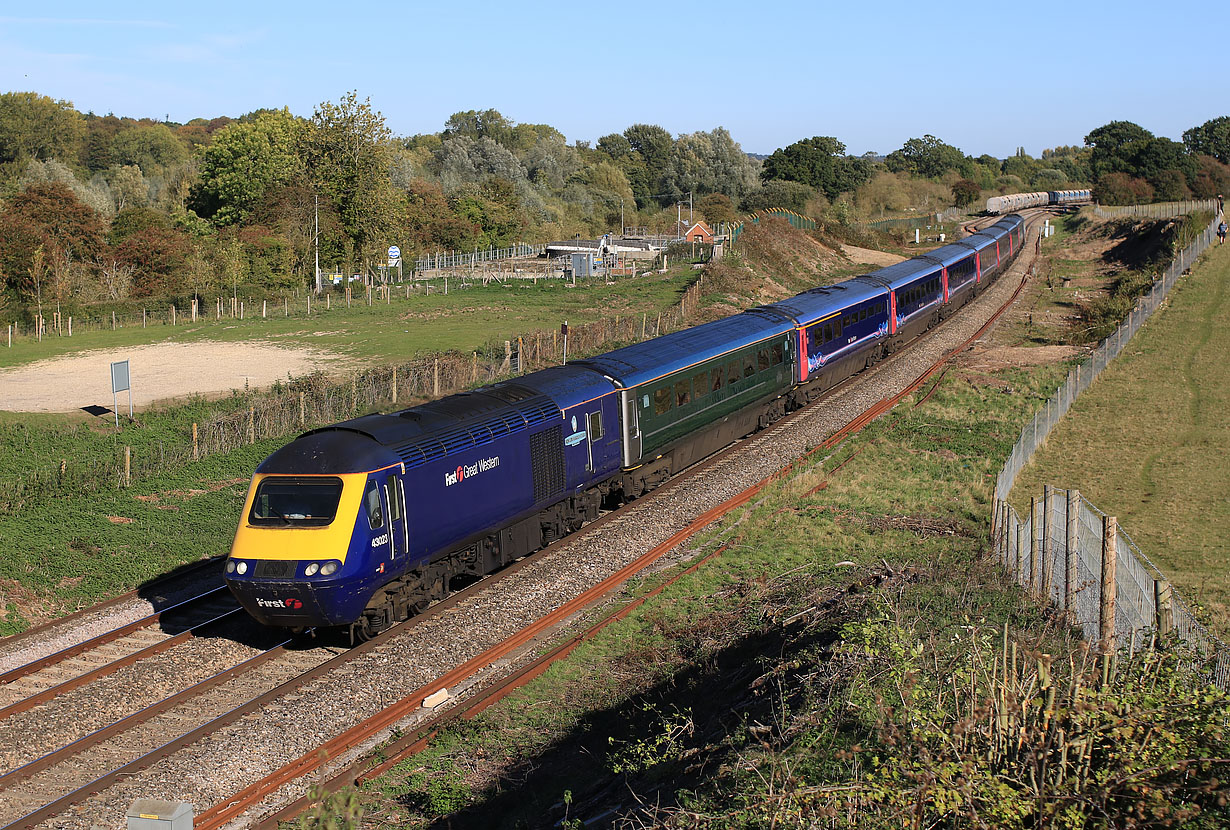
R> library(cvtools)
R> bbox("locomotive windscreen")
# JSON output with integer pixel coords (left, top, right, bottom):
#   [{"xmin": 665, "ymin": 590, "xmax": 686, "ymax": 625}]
[{"xmin": 249, "ymin": 476, "xmax": 344, "ymax": 527}]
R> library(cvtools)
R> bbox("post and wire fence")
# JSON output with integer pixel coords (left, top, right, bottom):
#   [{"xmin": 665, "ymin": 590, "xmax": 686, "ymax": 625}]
[{"xmin": 990, "ymin": 207, "xmax": 1228, "ymax": 688}]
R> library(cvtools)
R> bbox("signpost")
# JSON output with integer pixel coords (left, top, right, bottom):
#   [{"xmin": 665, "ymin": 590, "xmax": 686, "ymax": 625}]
[
  {"xmin": 387, "ymin": 245, "xmax": 401, "ymax": 268},
  {"xmin": 110, "ymin": 359, "xmax": 132, "ymax": 428}
]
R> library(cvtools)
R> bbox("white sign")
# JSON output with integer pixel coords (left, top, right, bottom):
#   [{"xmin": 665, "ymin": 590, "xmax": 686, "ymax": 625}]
[
  {"xmin": 110, "ymin": 360, "xmax": 130, "ymax": 393},
  {"xmin": 388, "ymin": 245, "xmax": 401, "ymax": 261}
]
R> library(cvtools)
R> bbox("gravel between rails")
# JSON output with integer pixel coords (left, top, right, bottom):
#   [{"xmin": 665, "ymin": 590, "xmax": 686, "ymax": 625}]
[
  {"xmin": 25, "ymin": 232, "xmax": 1039, "ymax": 829},
  {"xmin": 0, "ymin": 563, "xmax": 225, "ymax": 676}
]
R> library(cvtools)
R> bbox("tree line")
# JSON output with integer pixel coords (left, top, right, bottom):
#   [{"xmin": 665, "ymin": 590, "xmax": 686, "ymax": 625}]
[{"xmin": 1, "ymin": 88, "xmax": 1228, "ymax": 321}]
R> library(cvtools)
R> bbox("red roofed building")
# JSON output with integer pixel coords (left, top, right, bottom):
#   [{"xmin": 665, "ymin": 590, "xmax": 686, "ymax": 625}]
[{"xmin": 684, "ymin": 221, "xmax": 714, "ymax": 244}]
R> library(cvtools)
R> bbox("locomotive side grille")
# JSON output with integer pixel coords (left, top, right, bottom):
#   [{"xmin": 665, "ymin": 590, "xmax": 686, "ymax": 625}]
[
  {"xmin": 529, "ymin": 425, "xmax": 564, "ymax": 503},
  {"xmin": 255, "ymin": 559, "xmax": 294, "ymax": 578}
]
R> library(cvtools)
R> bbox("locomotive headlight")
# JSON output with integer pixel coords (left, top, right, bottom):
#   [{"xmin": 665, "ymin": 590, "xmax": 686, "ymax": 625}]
[
  {"xmin": 235, "ymin": 561, "xmax": 249, "ymax": 575},
  {"xmin": 321, "ymin": 561, "xmax": 339, "ymax": 576},
  {"xmin": 225, "ymin": 560, "xmax": 236, "ymax": 574},
  {"xmin": 304, "ymin": 563, "xmax": 319, "ymax": 576}
]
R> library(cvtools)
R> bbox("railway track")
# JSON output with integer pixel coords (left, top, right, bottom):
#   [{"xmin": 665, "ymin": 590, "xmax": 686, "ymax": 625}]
[{"xmin": 0, "ymin": 214, "xmax": 1044, "ymax": 828}]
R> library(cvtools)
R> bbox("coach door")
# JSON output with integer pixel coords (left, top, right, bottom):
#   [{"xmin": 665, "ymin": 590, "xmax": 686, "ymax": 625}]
[
  {"xmin": 382, "ymin": 473, "xmax": 408, "ymax": 558},
  {"xmin": 619, "ymin": 388, "xmax": 641, "ymax": 467}
]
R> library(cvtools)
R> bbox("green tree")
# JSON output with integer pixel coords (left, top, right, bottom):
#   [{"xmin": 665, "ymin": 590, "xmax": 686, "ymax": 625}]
[
  {"xmin": 1183, "ymin": 116, "xmax": 1230, "ymax": 164},
  {"xmin": 110, "ymin": 123, "xmax": 189, "ymax": 178},
  {"xmin": 741, "ymin": 180, "xmax": 815, "ymax": 213},
  {"xmin": 623, "ymin": 124, "xmax": 674, "ymax": 204},
  {"xmin": 760, "ymin": 136, "xmax": 871, "ymax": 200},
  {"xmin": 885, "ymin": 135, "xmax": 968, "ymax": 178},
  {"xmin": 191, "ymin": 108, "xmax": 306, "ymax": 226},
  {"xmin": 1084, "ymin": 120, "xmax": 1153, "ymax": 178},
  {"xmin": 108, "ymin": 206, "xmax": 171, "ymax": 246},
  {"xmin": 950, "ymin": 178, "xmax": 981, "ymax": 207},
  {"xmin": 0, "ymin": 92, "xmax": 86, "ymax": 170},
  {"xmin": 697, "ymin": 193, "xmax": 737, "ymax": 224},
  {"xmin": 116, "ymin": 226, "xmax": 192, "ymax": 296},
  {"xmin": 304, "ymin": 92, "xmax": 401, "ymax": 269},
  {"xmin": 659, "ymin": 127, "xmax": 759, "ymax": 202}
]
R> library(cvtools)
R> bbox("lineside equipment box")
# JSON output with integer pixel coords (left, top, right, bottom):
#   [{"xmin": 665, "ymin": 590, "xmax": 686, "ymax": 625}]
[{"xmin": 126, "ymin": 799, "xmax": 193, "ymax": 830}]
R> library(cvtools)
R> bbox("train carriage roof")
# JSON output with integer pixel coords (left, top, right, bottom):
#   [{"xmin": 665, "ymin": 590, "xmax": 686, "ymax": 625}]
[
  {"xmin": 953, "ymin": 232, "xmax": 999, "ymax": 252},
  {"xmin": 749, "ymin": 279, "xmax": 886, "ymax": 327},
  {"xmin": 574, "ymin": 312, "xmax": 793, "ymax": 388},
  {"xmin": 921, "ymin": 241, "xmax": 979, "ymax": 267},
  {"xmin": 853, "ymin": 257, "xmax": 940, "ymax": 290}
]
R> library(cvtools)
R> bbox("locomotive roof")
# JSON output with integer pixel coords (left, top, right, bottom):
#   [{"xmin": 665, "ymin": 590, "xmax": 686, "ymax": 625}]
[
  {"xmin": 750, "ymin": 279, "xmax": 886, "ymax": 326},
  {"xmin": 574, "ymin": 311, "xmax": 793, "ymax": 388},
  {"xmin": 501, "ymin": 364, "xmax": 617, "ymax": 410},
  {"xmin": 257, "ymin": 429, "xmax": 396, "ymax": 475}
]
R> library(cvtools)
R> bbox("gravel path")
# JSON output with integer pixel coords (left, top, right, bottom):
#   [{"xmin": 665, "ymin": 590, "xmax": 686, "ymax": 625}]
[{"xmin": 24, "ymin": 232, "xmax": 1038, "ymax": 829}]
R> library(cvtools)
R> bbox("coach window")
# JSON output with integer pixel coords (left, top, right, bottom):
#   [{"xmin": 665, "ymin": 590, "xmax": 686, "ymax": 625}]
[
  {"xmin": 771, "ymin": 343, "xmax": 784, "ymax": 365},
  {"xmin": 364, "ymin": 480, "xmax": 385, "ymax": 530},
  {"xmin": 727, "ymin": 360, "xmax": 740, "ymax": 385},
  {"xmin": 758, "ymin": 348, "xmax": 770, "ymax": 372},
  {"xmin": 823, "ymin": 323, "xmax": 832, "ymax": 343},
  {"xmin": 711, "ymin": 366, "xmax": 723, "ymax": 392},
  {"xmin": 743, "ymin": 355, "xmax": 755, "ymax": 378},
  {"xmin": 692, "ymin": 371, "xmax": 708, "ymax": 398},
  {"xmin": 675, "ymin": 378, "xmax": 690, "ymax": 407},
  {"xmin": 859, "ymin": 308, "xmax": 867, "ymax": 321},
  {"xmin": 654, "ymin": 387, "xmax": 672, "ymax": 415},
  {"xmin": 833, "ymin": 317, "xmax": 842, "ymax": 338}
]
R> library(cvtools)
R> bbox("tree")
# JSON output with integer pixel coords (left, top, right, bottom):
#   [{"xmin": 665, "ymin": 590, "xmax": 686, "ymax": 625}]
[
  {"xmin": 885, "ymin": 135, "xmax": 968, "ymax": 179},
  {"xmin": 6, "ymin": 181, "xmax": 105, "ymax": 262},
  {"xmin": 108, "ymin": 207, "xmax": 171, "ymax": 246},
  {"xmin": 951, "ymin": 179, "xmax": 981, "ymax": 207},
  {"xmin": 659, "ymin": 127, "xmax": 760, "ymax": 202},
  {"xmin": 623, "ymin": 124, "xmax": 674, "ymax": 204},
  {"xmin": 0, "ymin": 92, "xmax": 86, "ymax": 169},
  {"xmin": 115, "ymin": 226, "xmax": 192, "ymax": 296},
  {"xmin": 1190, "ymin": 155, "xmax": 1230, "ymax": 198},
  {"xmin": 1084, "ymin": 121, "xmax": 1153, "ymax": 179},
  {"xmin": 1183, "ymin": 116, "xmax": 1230, "ymax": 165},
  {"xmin": 760, "ymin": 136, "xmax": 871, "ymax": 201},
  {"xmin": 191, "ymin": 108, "xmax": 306, "ymax": 226},
  {"xmin": 741, "ymin": 180, "xmax": 814, "ymax": 214},
  {"xmin": 697, "ymin": 193, "xmax": 737, "ymax": 225},
  {"xmin": 304, "ymin": 92, "xmax": 401, "ymax": 272},
  {"xmin": 110, "ymin": 123, "xmax": 189, "ymax": 178}
]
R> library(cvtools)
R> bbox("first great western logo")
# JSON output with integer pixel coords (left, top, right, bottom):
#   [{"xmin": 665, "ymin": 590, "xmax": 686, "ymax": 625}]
[{"xmin": 444, "ymin": 455, "xmax": 500, "ymax": 487}]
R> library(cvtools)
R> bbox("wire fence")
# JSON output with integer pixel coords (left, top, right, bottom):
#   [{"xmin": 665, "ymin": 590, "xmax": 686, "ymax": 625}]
[
  {"xmin": 0, "ymin": 278, "xmax": 708, "ymax": 513},
  {"xmin": 1094, "ymin": 199, "xmax": 1218, "ymax": 219},
  {"xmin": 991, "ymin": 208, "xmax": 1228, "ymax": 687},
  {"xmin": 993, "ymin": 489, "xmax": 1230, "ymax": 691},
  {"xmin": 413, "ymin": 243, "xmax": 546, "ymax": 272}
]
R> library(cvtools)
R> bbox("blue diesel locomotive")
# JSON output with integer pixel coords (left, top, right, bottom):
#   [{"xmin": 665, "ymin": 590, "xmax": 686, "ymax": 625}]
[{"xmin": 225, "ymin": 215, "xmax": 1026, "ymax": 639}]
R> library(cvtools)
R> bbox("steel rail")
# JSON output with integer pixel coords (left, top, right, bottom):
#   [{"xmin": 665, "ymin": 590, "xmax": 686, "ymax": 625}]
[
  {"xmin": 0, "ymin": 557, "xmax": 223, "ymax": 655},
  {"xmin": 0, "ymin": 605, "xmax": 243, "ymax": 721},
  {"xmin": 0, "ymin": 585, "xmax": 232, "ymax": 687}
]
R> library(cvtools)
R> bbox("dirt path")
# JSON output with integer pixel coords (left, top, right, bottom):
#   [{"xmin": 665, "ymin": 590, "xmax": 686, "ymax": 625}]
[
  {"xmin": 0, "ymin": 341, "xmax": 347, "ymax": 413},
  {"xmin": 841, "ymin": 244, "xmax": 906, "ymax": 267}
]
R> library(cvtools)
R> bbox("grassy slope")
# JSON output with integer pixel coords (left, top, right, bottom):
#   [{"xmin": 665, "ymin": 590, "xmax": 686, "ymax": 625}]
[{"xmin": 1013, "ymin": 240, "xmax": 1230, "ymax": 630}]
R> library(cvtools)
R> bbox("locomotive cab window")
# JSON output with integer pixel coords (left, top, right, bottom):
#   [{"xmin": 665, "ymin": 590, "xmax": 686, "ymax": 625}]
[
  {"xmin": 249, "ymin": 477, "xmax": 343, "ymax": 527},
  {"xmin": 587, "ymin": 411, "xmax": 603, "ymax": 440},
  {"xmin": 364, "ymin": 480, "xmax": 385, "ymax": 529}
]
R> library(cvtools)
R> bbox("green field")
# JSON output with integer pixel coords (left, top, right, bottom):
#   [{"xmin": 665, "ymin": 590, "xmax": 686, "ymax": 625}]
[
  {"xmin": 1012, "ymin": 241, "xmax": 1230, "ymax": 630},
  {"xmin": 0, "ymin": 271, "xmax": 702, "ymax": 370}
]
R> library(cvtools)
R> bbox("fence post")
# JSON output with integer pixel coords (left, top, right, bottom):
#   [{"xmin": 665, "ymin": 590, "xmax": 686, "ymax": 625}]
[
  {"xmin": 192, "ymin": 423, "xmax": 199, "ymax": 461},
  {"xmin": 1154, "ymin": 580, "xmax": 1174, "ymax": 639},
  {"xmin": 124, "ymin": 446, "xmax": 131, "ymax": 488},
  {"xmin": 1100, "ymin": 516, "xmax": 1118, "ymax": 652},
  {"xmin": 1015, "ymin": 520, "xmax": 1025, "ymax": 587},
  {"xmin": 473, "ymin": 352, "xmax": 478, "ymax": 383},
  {"xmin": 248, "ymin": 407, "xmax": 255, "ymax": 444},
  {"xmin": 392, "ymin": 367, "xmax": 398, "ymax": 405},
  {"xmin": 1042, "ymin": 484, "xmax": 1053, "ymax": 598},
  {"xmin": 433, "ymin": 359, "xmax": 440, "ymax": 396},
  {"xmin": 1030, "ymin": 496, "xmax": 1041, "ymax": 595},
  {"xmin": 1065, "ymin": 489, "xmax": 1079, "ymax": 615},
  {"xmin": 299, "ymin": 392, "xmax": 305, "ymax": 427}
]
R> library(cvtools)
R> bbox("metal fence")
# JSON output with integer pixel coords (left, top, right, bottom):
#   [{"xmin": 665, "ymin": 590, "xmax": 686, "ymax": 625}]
[
  {"xmin": 1094, "ymin": 199, "xmax": 1217, "ymax": 219},
  {"xmin": 414, "ymin": 243, "xmax": 546, "ymax": 272},
  {"xmin": 864, "ymin": 206, "xmax": 968, "ymax": 231},
  {"xmin": 991, "ymin": 208, "xmax": 1228, "ymax": 686},
  {"xmin": 994, "ymin": 489, "xmax": 1230, "ymax": 691}
]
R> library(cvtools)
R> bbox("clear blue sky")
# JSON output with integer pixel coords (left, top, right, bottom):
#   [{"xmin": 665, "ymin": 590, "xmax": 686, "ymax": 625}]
[{"xmin": 0, "ymin": 0, "xmax": 1221, "ymax": 159}]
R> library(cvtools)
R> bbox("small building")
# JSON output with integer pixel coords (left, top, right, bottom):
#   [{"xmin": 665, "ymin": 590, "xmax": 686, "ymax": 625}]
[{"xmin": 684, "ymin": 221, "xmax": 714, "ymax": 244}]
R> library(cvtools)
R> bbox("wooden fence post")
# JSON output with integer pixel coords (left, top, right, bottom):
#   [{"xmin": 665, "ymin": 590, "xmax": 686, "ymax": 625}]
[
  {"xmin": 1015, "ymin": 520, "xmax": 1025, "ymax": 587},
  {"xmin": 124, "ymin": 446, "xmax": 131, "ymax": 488},
  {"xmin": 248, "ymin": 407, "xmax": 255, "ymax": 444},
  {"xmin": 1030, "ymin": 496, "xmax": 1040, "ymax": 594},
  {"xmin": 192, "ymin": 423, "xmax": 199, "ymax": 461},
  {"xmin": 472, "ymin": 352, "xmax": 478, "ymax": 383},
  {"xmin": 392, "ymin": 367, "xmax": 398, "ymax": 404},
  {"xmin": 1154, "ymin": 579, "xmax": 1174, "ymax": 639},
  {"xmin": 433, "ymin": 359, "xmax": 440, "ymax": 396},
  {"xmin": 1065, "ymin": 489, "xmax": 1080, "ymax": 615},
  {"xmin": 1100, "ymin": 516, "xmax": 1118, "ymax": 652},
  {"xmin": 299, "ymin": 392, "xmax": 306, "ymax": 426},
  {"xmin": 1042, "ymin": 484, "xmax": 1053, "ymax": 598}
]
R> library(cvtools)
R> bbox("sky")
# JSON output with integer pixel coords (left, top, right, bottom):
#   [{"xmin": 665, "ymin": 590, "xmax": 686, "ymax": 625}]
[{"xmin": 0, "ymin": 0, "xmax": 1222, "ymax": 160}]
